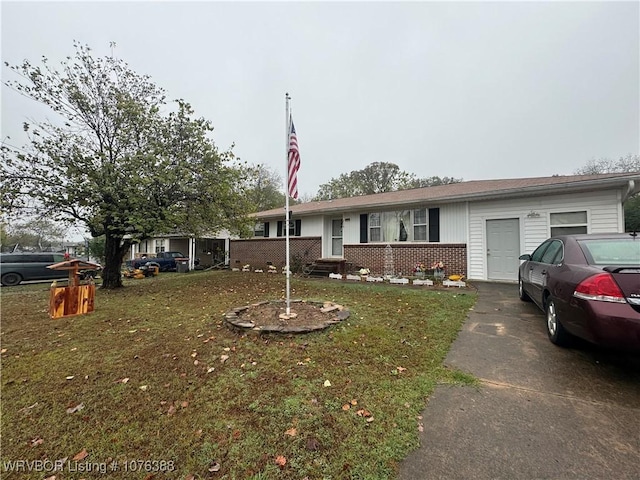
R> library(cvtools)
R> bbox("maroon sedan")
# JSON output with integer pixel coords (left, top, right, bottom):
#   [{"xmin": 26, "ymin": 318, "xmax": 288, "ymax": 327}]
[{"xmin": 519, "ymin": 233, "xmax": 640, "ymax": 351}]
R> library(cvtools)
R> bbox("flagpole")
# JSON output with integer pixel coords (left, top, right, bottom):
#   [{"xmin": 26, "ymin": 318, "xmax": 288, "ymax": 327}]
[{"xmin": 285, "ymin": 93, "xmax": 292, "ymax": 316}]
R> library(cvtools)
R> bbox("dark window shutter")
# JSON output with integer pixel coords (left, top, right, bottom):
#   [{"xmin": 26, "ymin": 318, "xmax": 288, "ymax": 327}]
[
  {"xmin": 428, "ymin": 208, "xmax": 440, "ymax": 242},
  {"xmin": 263, "ymin": 222, "xmax": 270, "ymax": 237},
  {"xmin": 360, "ymin": 214, "xmax": 368, "ymax": 243},
  {"xmin": 294, "ymin": 219, "xmax": 301, "ymax": 236},
  {"xmin": 277, "ymin": 221, "xmax": 283, "ymax": 237}
]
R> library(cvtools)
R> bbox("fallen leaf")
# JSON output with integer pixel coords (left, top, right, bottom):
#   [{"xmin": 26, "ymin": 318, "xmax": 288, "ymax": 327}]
[
  {"xmin": 275, "ymin": 455, "xmax": 287, "ymax": 467},
  {"xmin": 208, "ymin": 462, "xmax": 221, "ymax": 472},
  {"xmin": 66, "ymin": 403, "xmax": 84, "ymax": 414},
  {"xmin": 350, "ymin": 399, "xmax": 358, "ymax": 406},
  {"xmin": 366, "ymin": 416, "xmax": 375, "ymax": 423},
  {"xmin": 167, "ymin": 405, "xmax": 176, "ymax": 416},
  {"xmin": 72, "ymin": 448, "xmax": 88, "ymax": 461},
  {"xmin": 116, "ymin": 377, "xmax": 130, "ymax": 384},
  {"xmin": 1, "ymin": 348, "xmax": 7, "ymax": 354},
  {"xmin": 323, "ymin": 380, "xmax": 331, "ymax": 387},
  {"xmin": 181, "ymin": 401, "xmax": 189, "ymax": 408},
  {"xmin": 223, "ymin": 347, "xmax": 231, "ymax": 352},
  {"xmin": 193, "ymin": 360, "xmax": 199, "ymax": 366},
  {"xmin": 220, "ymin": 355, "xmax": 229, "ymax": 363},
  {"xmin": 284, "ymin": 427, "xmax": 297, "ymax": 436},
  {"xmin": 139, "ymin": 385, "xmax": 148, "ymax": 391},
  {"xmin": 207, "ymin": 367, "xmax": 215, "ymax": 373},
  {"xmin": 44, "ymin": 476, "xmax": 56, "ymax": 480},
  {"xmin": 342, "ymin": 404, "xmax": 351, "ymax": 411},
  {"xmin": 356, "ymin": 409, "xmax": 372, "ymax": 417},
  {"xmin": 397, "ymin": 366, "xmax": 407, "ymax": 373},
  {"xmin": 191, "ymin": 352, "xmax": 197, "ymax": 358},
  {"xmin": 143, "ymin": 474, "xmax": 156, "ymax": 480},
  {"xmin": 66, "ymin": 376, "xmax": 74, "ymax": 380},
  {"xmin": 30, "ymin": 437, "xmax": 44, "ymax": 447},
  {"xmin": 185, "ymin": 475, "xmax": 195, "ymax": 480}
]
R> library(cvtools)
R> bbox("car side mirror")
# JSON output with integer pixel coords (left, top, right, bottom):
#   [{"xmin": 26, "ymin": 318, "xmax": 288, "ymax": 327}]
[{"xmin": 519, "ymin": 254, "xmax": 531, "ymax": 261}]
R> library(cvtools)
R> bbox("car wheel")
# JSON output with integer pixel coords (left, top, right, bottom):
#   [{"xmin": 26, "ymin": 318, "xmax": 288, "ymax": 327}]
[
  {"xmin": 518, "ymin": 275, "xmax": 531, "ymax": 302},
  {"xmin": 1, "ymin": 272, "xmax": 23, "ymax": 287},
  {"xmin": 545, "ymin": 297, "xmax": 570, "ymax": 346}
]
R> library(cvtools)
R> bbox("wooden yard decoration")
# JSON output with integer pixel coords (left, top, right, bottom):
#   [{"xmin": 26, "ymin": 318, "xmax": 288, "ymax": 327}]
[{"xmin": 47, "ymin": 259, "xmax": 101, "ymax": 319}]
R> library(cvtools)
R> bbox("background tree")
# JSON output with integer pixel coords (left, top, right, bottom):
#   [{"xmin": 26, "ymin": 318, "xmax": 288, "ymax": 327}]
[
  {"xmin": 575, "ymin": 154, "xmax": 640, "ymax": 175},
  {"xmin": 87, "ymin": 235, "xmax": 106, "ymax": 264},
  {"xmin": 314, "ymin": 162, "xmax": 461, "ymax": 200},
  {"xmin": 2, "ymin": 42, "xmax": 252, "ymax": 288},
  {"xmin": 0, "ymin": 218, "xmax": 66, "ymax": 252},
  {"xmin": 575, "ymin": 154, "xmax": 640, "ymax": 232},
  {"xmin": 244, "ymin": 164, "xmax": 286, "ymax": 211}
]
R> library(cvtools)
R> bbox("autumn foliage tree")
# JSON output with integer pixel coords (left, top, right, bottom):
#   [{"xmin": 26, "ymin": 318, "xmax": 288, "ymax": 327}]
[{"xmin": 1, "ymin": 43, "xmax": 252, "ymax": 288}]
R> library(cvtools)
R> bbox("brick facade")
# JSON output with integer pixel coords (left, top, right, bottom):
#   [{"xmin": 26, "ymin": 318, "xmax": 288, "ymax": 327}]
[
  {"xmin": 229, "ymin": 237, "xmax": 322, "ymax": 271},
  {"xmin": 229, "ymin": 238, "xmax": 467, "ymax": 278},
  {"xmin": 344, "ymin": 243, "xmax": 467, "ymax": 277}
]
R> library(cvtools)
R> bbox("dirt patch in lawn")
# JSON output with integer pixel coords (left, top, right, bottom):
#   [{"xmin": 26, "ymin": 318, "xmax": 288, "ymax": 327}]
[{"xmin": 224, "ymin": 300, "xmax": 350, "ymax": 333}]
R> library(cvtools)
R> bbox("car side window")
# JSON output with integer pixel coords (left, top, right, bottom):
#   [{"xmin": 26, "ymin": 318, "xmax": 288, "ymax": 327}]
[
  {"xmin": 530, "ymin": 241, "xmax": 551, "ymax": 262},
  {"xmin": 540, "ymin": 240, "xmax": 563, "ymax": 265}
]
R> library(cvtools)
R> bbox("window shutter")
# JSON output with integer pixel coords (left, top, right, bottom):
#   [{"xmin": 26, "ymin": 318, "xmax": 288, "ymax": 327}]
[
  {"xmin": 294, "ymin": 219, "xmax": 302, "ymax": 236},
  {"xmin": 360, "ymin": 214, "xmax": 368, "ymax": 243},
  {"xmin": 263, "ymin": 222, "xmax": 270, "ymax": 237},
  {"xmin": 277, "ymin": 221, "xmax": 283, "ymax": 237},
  {"xmin": 428, "ymin": 208, "xmax": 440, "ymax": 242}
]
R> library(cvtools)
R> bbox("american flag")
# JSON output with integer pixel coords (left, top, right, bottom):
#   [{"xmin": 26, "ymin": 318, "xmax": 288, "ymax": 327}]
[{"xmin": 287, "ymin": 116, "xmax": 301, "ymax": 199}]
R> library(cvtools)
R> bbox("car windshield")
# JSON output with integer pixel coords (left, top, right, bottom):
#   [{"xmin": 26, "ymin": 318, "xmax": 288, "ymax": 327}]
[{"xmin": 578, "ymin": 238, "xmax": 640, "ymax": 265}]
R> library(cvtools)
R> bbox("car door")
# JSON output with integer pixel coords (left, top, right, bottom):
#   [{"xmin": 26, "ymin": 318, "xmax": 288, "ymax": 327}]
[
  {"xmin": 523, "ymin": 240, "xmax": 554, "ymax": 303},
  {"xmin": 532, "ymin": 240, "xmax": 564, "ymax": 303}
]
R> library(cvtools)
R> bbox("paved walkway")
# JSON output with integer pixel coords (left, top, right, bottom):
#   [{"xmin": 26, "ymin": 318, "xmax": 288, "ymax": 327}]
[{"xmin": 398, "ymin": 282, "xmax": 640, "ymax": 480}]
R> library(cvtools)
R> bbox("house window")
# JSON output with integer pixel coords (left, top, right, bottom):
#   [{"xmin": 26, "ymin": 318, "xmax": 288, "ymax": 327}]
[
  {"xmin": 277, "ymin": 220, "xmax": 301, "ymax": 237},
  {"xmin": 413, "ymin": 208, "xmax": 427, "ymax": 241},
  {"xmin": 369, "ymin": 213, "xmax": 381, "ymax": 242},
  {"xmin": 254, "ymin": 222, "xmax": 265, "ymax": 237},
  {"xmin": 550, "ymin": 211, "xmax": 587, "ymax": 236},
  {"xmin": 155, "ymin": 239, "xmax": 166, "ymax": 253},
  {"xmin": 368, "ymin": 210, "xmax": 411, "ymax": 242}
]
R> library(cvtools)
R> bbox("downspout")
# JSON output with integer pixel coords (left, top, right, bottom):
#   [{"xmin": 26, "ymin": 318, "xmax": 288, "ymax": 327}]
[{"xmin": 622, "ymin": 180, "xmax": 638, "ymax": 203}]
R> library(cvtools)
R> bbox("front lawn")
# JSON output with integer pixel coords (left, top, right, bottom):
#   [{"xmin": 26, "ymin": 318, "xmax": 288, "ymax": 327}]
[{"xmin": 1, "ymin": 271, "xmax": 476, "ymax": 479}]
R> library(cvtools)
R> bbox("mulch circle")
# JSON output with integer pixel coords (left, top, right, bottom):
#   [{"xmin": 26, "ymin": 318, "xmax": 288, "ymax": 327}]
[{"xmin": 224, "ymin": 299, "xmax": 350, "ymax": 333}]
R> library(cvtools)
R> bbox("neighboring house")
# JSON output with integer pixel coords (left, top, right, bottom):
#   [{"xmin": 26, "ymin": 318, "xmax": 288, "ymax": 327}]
[
  {"xmin": 229, "ymin": 173, "xmax": 640, "ymax": 282},
  {"xmin": 129, "ymin": 231, "xmax": 233, "ymax": 270}
]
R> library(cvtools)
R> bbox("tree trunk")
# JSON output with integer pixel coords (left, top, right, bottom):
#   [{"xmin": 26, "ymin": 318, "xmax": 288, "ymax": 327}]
[{"xmin": 101, "ymin": 233, "xmax": 128, "ymax": 289}]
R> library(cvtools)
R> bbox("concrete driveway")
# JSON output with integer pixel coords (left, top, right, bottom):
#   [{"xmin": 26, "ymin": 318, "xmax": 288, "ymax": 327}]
[{"xmin": 399, "ymin": 282, "xmax": 640, "ymax": 480}]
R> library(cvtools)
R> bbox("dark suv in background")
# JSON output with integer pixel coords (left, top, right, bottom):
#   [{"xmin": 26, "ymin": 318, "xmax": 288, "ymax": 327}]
[{"xmin": 1, "ymin": 252, "xmax": 70, "ymax": 286}]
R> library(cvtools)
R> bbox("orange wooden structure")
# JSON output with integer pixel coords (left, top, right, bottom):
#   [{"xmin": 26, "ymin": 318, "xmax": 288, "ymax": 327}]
[{"xmin": 47, "ymin": 259, "xmax": 101, "ymax": 319}]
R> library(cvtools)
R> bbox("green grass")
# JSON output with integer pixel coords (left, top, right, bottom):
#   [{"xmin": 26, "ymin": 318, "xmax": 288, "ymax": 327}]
[{"xmin": 1, "ymin": 271, "xmax": 476, "ymax": 479}]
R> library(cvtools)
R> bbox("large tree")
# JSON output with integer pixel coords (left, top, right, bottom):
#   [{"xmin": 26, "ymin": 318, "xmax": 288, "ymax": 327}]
[
  {"xmin": 244, "ymin": 164, "xmax": 286, "ymax": 211},
  {"xmin": 1, "ymin": 42, "xmax": 252, "ymax": 288},
  {"xmin": 314, "ymin": 162, "xmax": 461, "ymax": 200},
  {"xmin": 575, "ymin": 154, "xmax": 640, "ymax": 232}
]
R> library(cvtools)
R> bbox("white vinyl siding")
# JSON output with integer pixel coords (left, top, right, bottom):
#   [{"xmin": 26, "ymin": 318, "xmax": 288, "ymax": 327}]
[{"xmin": 468, "ymin": 189, "xmax": 623, "ymax": 281}]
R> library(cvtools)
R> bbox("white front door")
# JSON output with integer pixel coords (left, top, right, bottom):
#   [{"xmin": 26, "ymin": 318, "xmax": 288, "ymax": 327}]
[
  {"xmin": 486, "ymin": 218, "xmax": 520, "ymax": 281},
  {"xmin": 331, "ymin": 219, "xmax": 343, "ymax": 256}
]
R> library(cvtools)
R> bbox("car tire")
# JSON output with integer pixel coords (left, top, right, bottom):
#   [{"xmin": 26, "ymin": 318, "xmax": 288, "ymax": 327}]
[
  {"xmin": 545, "ymin": 297, "xmax": 570, "ymax": 347},
  {"xmin": 518, "ymin": 275, "xmax": 531, "ymax": 302},
  {"xmin": 1, "ymin": 272, "xmax": 23, "ymax": 287}
]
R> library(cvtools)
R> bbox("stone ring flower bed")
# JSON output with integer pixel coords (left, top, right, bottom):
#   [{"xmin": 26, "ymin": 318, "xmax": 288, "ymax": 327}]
[{"xmin": 224, "ymin": 299, "xmax": 350, "ymax": 333}]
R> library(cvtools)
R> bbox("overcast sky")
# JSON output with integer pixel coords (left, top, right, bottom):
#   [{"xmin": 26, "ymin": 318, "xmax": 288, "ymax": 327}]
[{"xmin": 2, "ymin": 1, "xmax": 639, "ymax": 200}]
